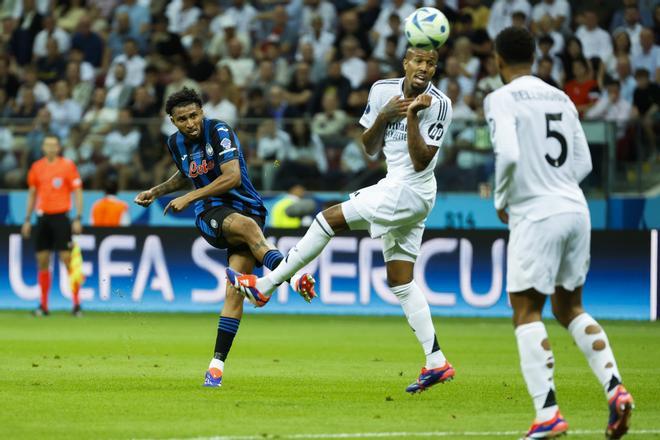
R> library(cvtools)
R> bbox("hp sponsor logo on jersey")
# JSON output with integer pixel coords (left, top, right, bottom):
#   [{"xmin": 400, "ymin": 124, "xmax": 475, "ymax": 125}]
[{"xmin": 205, "ymin": 143, "xmax": 213, "ymax": 157}]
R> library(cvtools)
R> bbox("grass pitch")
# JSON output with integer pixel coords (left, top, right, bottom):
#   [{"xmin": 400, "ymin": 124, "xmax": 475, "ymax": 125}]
[{"xmin": 0, "ymin": 311, "xmax": 659, "ymax": 440}]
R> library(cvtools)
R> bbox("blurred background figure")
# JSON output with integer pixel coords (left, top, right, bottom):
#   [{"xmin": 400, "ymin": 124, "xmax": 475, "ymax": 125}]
[{"xmin": 91, "ymin": 178, "xmax": 130, "ymax": 227}]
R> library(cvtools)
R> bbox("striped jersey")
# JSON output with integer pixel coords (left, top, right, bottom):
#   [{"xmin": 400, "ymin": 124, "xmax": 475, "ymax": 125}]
[
  {"xmin": 359, "ymin": 77, "xmax": 452, "ymax": 200},
  {"xmin": 166, "ymin": 118, "xmax": 266, "ymax": 218}
]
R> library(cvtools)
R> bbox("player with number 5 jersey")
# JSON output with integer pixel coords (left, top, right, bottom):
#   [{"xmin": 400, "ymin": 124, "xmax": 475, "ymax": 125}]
[{"xmin": 486, "ymin": 27, "xmax": 633, "ymax": 440}]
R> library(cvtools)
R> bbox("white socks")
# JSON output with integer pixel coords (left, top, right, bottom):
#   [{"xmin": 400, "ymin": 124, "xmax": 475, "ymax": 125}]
[
  {"xmin": 257, "ymin": 213, "xmax": 334, "ymax": 295},
  {"xmin": 515, "ymin": 321, "xmax": 558, "ymax": 423},
  {"xmin": 568, "ymin": 313, "xmax": 622, "ymax": 399},
  {"xmin": 209, "ymin": 358, "xmax": 224, "ymax": 371},
  {"xmin": 391, "ymin": 281, "xmax": 446, "ymax": 369}
]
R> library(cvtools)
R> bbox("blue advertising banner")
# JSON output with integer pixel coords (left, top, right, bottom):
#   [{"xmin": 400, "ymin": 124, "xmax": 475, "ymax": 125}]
[{"xmin": 0, "ymin": 227, "xmax": 656, "ymax": 320}]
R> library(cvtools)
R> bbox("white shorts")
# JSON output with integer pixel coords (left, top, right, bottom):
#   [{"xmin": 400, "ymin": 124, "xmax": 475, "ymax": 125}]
[
  {"xmin": 507, "ymin": 212, "xmax": 591, "ymax": 295},
  {"xmin": 341, "ymin": 180, "xmax": 432, "ymax": 262}
]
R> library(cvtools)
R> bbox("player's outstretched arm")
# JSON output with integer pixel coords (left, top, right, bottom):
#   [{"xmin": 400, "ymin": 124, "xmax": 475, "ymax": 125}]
[
  {"xmin": 134, "ymin": 171, "xmax": 188, "ymax": 207},
  {"xmin": 406, "ymin": 94, "xmax": 439, "ymax": 172},
  {"xmin": 362, "ymin": 96, "xmax": 412, "ymax": 155},
  {"xmin": 163, "ymin": 160, "xmax": 241, "ymax": 214}
]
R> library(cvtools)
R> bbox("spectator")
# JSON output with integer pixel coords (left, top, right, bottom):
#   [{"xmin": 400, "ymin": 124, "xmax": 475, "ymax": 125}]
[
  {"xmin": 275, "ymin": 119, "xmax": 327, "ymax": 190},
  {"xmin": 9, "ymin": 0, "xmax": 43, "ymax": 65},
  {"xmin": 297, "ymin": 41, "xmax": 328, "ymax": 84},
  {"xmin": 260, "ymin": 5, "xmax": 298, "ymax": 57},
  {"xmin": 65, "ymin": 60, "xmax": 93, "ymax": 110},
  {"xmin": 165, "ymin": 0, "xmax": 201, "ymax": 35},
  {"xmin": 69, "ymin": 47, "xmax": 95, "ymax": 82},
  {"xmin": 445, "ymin": 79, "xmax": 475, "ymax": 122},
  {"xmin": 202, "ymin": 82, "xmax": 238, "ymax": 127},
  {"xmin": 148, "ymin": 14, "xmax": 187, "ymax": 66},
  {"xmin": 255, "ymin": 118, "xmax": 292, "ymax": 190},
  {"xmin": 617, "ymin": 5, "xmax": 644, "ymax": 55},
  {"xmin": 462, "ymin": 0, "xmax": 490, "ymax": 30},
  {"xmin": 10, "ymin": 87, "xmax": 40, "ymax": 127},
  {"xmin": 55, "ymin": 0, "xmax": 86, "ymax": 33},
  {"xmin": 334, "ymin": 9, "xmax": 372, "ymax": 58},
  {"xmin": 564, "ymin": 57, "xmax": 600, "ymax": 115},
  {"xmin": 438, "ymin": 56, "xmax": 475, "ymax": 105},
  {"xmin": 240, "ymin": 87, "xmax": 269, "ymax": 145},
  {"xmin": 654, "ymin": 4, "xmax": 660, "ymax": 45},
  {"xmin": 487, "ymin": 0, "xmax": 531, "ymax": 39},
  {"xmin": 632, "ymin": 68, "xmax": 659, "ymax": 160},
  {"xmin": 267, "ymin": 84, "xmax": 299, "ymax": 128},
  {"xmin": 454, "ymin": 36, "xmax": 481, "ymax": 81},
  {"xmin": 476, "ymin": 54, "xmax": 504, "ymax": 97},
  {"xmin": 610, "ymin": 0, "xmax": 653, "ymax": 33},
  {"xmin": 311, "ymin": 61, "xmax": 351, "ymax": 114},
  {"xmin": 114, "ymin": 0, "xmax": 150, "ymax": 37},
  {"xmin": 106, "ymin": 38, "xmax": 146, "ymax": 88},
  {"xmin": 615, "ymin": 56, "xmax": 637, "ymax": 103},
  {"xmin": 217, "ymin": 38, "xmax": 255, "ymax": 88},
  {"xmin": 0, "ymin": 89, "xmax": 9, "ymax": 116},
  {"xmin": 576, "ymin": 9, "xmax": 613, "ymax": 63},
  {"xmin": 107, "ymin": 11, "xmax": 145, "ymax": 60},
  {"xmin": 339, "ymin": 35, "xmax": 367, "ymax": 89},
  {"xmin": 180, "ymin": 15, "xmax": 213, "ymax": 51},
  {"xmin": 143, "ymin": 65, "xmax": 165, "ymax": 109},
  {"xmin": 286, "ymin": 61, "xmax": 315, "ymax": 117},
  {"xmin": 36, "ymin": 37, "xmax": 67, "ymax": 85},
  {"xmin": 347, "ymin": 58, "xmax": 381, "ymax": 117},
  {"xmin": 90, "ymin": 178, "xmax": 130, "ymax": 226},
  {"xmin": 311, "ymin": 89, "xmax": 349, "ymax": 141},
  {"xmin": 185, "ymin": 38, "xmax": 214, "ymax": 83},
  {"xmin": 17, "ymin": 65, "xmax": 51, "ymax": 105},
  {"xmin": 0, "ymin": 56, "xmax": 19, "ymax": 100},
  {"xmin": 82, "ymin": 87, "xmax": 119, "ymax": 138},
  {"xmin": 130, "ymin": 85, "xmax": 159, "ymax": 119},
  {"xmin": 372, "ymin": 0, "xmax": 415, "ymax": 38},
  {"xmin": 99, "ymin": 109, "xmax": 141, "ymax": 190},
  {"xmin": 586, "ymin": 78, "xmax": 632, "ymax": 140},
  {"xmin": 535, "ymin": 15, "xmax": 564, "ymax": 56},
  {"xmin": 104, "ymin": 63, "xmax": 133, "ymax": 109},
  {"xmin": 24, "ymin": 107, "xmax": 51, "ymax": 167},
  {"xmin": 632, "ymin": 28, "xmax": 660, "ymax": 83},
  {"xmin": 0, "ymin": 124, "xmax": 21, "ymax": 187},
  {"xmin": 252, "ymin": 59, "xmax": 280, "ymax": 92},
  {"xmin": 71, "ymin": 16, "xmax": 104, "ymax": 68},
  {"xmin": 340, "ymin": 123, "xmax": 382, "ymax": 190},
  {"xmin": 298, "ymin": 14, "xmax": 335, "ymax": 64},
  {"xmin": 535, "ymin": 56, "xmax": 561, "ymax": 89},
  {"xmin": 215, "ymin": 65, "xmax": 241, "ymax": 108},
  {"xmin": 533, "ymin": 34, "xmax": 563, "ymax": 85},
  {"xmin": 208, "ymin": 14, "xmax": 251, "ymax": 62},
  {"xmin": 357, "ymin": 0, "xmax": 381, "ymax": 32},
  {"xmin": 259, "ymin": 38, "xmax": 291, "ymax": 87},
  {"xmin": 32, "ymin": 15, "xmax": 71, "ymax": 59},
  {"xmin": 531, "ymin": 0, "xmax": 570, "ymax": 33},
  {"xmin": 47, "ymin": 80, "xmax": 83, "ymax": 140},
  {"xmin": 301, "ymin": 0, "xmax": 337, "ymax": 36},
  {"xmin": 371, "ymin": 12, "xmax": 405, "ymax": 61},
  {"xmin": 224, "ymin": 0, "xmax": 259, "ymax": 38},
  {"xmin": 604, "ymin": 31, "xmax": 632, "ymax": 80},
  {"xmin": 559, "ymin": 37, "xmax": 585, "ymax": 83},
  {"xmin": 377, "ymin": 34, "xmax": 404, "ymax": 76}
]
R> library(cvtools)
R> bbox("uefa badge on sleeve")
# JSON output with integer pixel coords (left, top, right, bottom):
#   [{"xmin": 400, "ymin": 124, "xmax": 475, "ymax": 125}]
[{"xmin": 220, "ymin": 138, "xmax": 231, "ymax": 150}]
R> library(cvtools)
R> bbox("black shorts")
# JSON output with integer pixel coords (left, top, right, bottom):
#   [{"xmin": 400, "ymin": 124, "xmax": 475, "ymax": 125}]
[
  {"xmin": 195, "ymin": 205, "xmax": 266, "ymax": 263},
  {"xmin": 35, "ymin": 213, "xmax": 72, "ymax": 252}
]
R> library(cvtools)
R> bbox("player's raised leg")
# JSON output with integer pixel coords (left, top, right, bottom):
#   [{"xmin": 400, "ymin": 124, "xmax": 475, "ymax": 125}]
[
  {"xmin": 552, "ymin": 287, "xmax": 634, "ymax": 439},
  {"xmin": 204, "ymin": 250, "xmax": 255, "ymax": 387},
  {"xmin": 389, "ymin": 260, "xmax": 454, "ymax": 394},
  {"xmin": 511, "ymin": 290, "xmax": 568, "ymax": 439},
  {"xmin": 228, "ymin": 204, "xmax": 348, "ymax": 300},
  {"xmin": 221, "ymin": 212, "xmax": 317, "ymax": 304}
]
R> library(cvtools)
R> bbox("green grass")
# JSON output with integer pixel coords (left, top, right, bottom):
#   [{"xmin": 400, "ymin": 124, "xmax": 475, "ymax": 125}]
[{"xmin": 0, "ymin": 312, "xmax": 659, "ymax": 440}]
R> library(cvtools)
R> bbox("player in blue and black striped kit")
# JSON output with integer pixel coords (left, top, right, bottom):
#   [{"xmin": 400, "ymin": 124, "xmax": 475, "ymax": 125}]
[{"xmin": 134, "ymin": 88, "xmax": 316, "ymax": 388}]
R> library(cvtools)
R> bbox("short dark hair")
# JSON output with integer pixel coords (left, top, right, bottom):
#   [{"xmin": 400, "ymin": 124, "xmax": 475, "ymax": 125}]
[
  {"xmin": 165, "ymin": 87, "xmax": 202, "ymax": 115},
  {"xmin": 634, "ymin": 67, "xmax": 650, "ymax": 78},
  {"xmin": 495, "ymin": 27, "xmax": 535, "ymax": 65},
  {"xmin": 104, "ymin": 177, "xmax": 119, "ymax": 195},
  {"xmin": 604, "ymin": 76, "xmax": 620, "ymax": 88},
  {"xmin": 538, "ymin": 34, "xmax": 554, "ymax": 46}
]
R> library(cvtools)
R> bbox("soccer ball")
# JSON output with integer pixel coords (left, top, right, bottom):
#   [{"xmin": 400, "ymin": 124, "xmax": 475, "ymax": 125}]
[{"xmin": 404, "ymin": 7, "xmax": 450, "ymax": 50}]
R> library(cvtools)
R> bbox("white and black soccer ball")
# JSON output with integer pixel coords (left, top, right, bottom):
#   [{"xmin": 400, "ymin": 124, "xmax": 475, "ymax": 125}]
[{"xmin": 404, "ymin": 7, "xmax": 450, "ymax": 50}]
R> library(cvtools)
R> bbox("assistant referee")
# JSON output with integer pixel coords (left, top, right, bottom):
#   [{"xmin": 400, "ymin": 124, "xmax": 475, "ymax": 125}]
[{"xmin": 22, "ymin": 134, "xmax": 84, "ymax": 316}]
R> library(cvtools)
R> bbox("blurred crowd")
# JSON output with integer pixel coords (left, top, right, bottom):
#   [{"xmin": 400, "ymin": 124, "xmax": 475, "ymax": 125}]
[{"xmin": 0, "ymin": 0, "xmax": 658, "ymax": 192}]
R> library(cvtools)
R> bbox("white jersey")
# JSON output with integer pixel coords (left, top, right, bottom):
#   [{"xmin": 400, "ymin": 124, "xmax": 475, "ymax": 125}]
[
  {"xmin": 359, "ymin": 78, "xmax": 452, "ymax": 201},
  {"xmin": 484, "ymin": 75, "xmax": 592, "ymax": 221}
]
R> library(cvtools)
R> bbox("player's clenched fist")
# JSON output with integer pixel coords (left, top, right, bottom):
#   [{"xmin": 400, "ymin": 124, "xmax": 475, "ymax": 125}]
[
  {"xmin": 407, "ymin": 94, "xmax": 432, "ymax": 115},
  {"xmin": 134, "ymin": 189, "xmax": 156, "ymax": 207},
  {"xmin": 380, "ymin": 96, "xmax": 414, "ymax": 121}
]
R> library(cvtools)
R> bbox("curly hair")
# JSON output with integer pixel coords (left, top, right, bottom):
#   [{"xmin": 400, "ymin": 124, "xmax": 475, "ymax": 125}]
[
  {"xmin": 165, "ymin": 87, "xmax": 203, "ymax": 116},
  {"xmin": 495, "ymin": 27, "xmax": 535, "ymax": 65}
]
